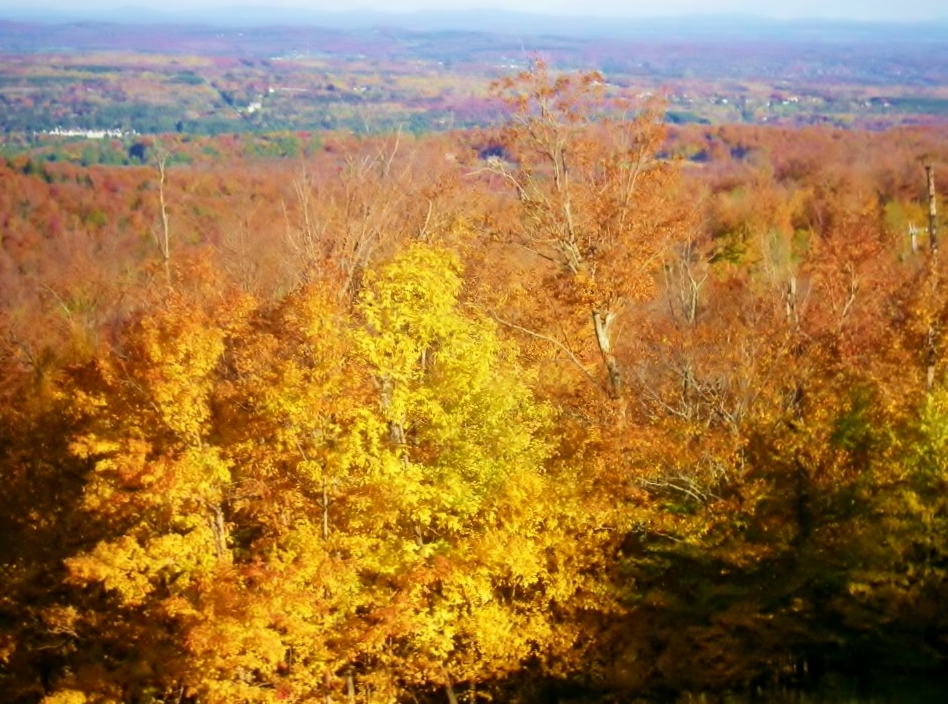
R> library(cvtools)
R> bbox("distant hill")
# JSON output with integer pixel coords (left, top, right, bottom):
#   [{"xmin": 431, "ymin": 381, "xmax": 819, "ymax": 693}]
[{"xmin": 2, "ymin": 5, "xmax": 947, "ymax": 42}]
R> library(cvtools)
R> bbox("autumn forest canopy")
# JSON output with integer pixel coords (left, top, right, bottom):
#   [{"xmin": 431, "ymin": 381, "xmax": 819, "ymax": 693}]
[{"xmin": 4, "ymin": 58, "xmax": 948, "ymax": 704}]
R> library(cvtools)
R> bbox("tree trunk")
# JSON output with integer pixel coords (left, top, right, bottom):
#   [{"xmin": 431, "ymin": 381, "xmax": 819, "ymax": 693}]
[
  {"xmin": 156, "ymin": 153, "xmax": 171, "ymax": 284},
  {"xmin": 785, "ymin": 276, "xmax": 798, "ymax": 329},
  {"xmin": 441, "ymin": 667, "xmax": 458, "ymax": 704},
  {"xmin": 207, "ymin": 501, "xmax": 227, "ymax": 559},
  {"xmin": 928, "ymin": 325, "xmax": 937, "ymax": 392},
  {"xmin": 347, "ymin": 672, "xmax": 356, "ymax": 704},
  {"xmin": 322, "ymin": 477, "xmax": 330, "ymax": 541},
  {"xmin": 927, "ymin": 165, "xmax": 939, "ymax": 390},
  {"xmin": 927, "ymin": 164, "xmax": 938, "ymax": 254},
  {"xmin": 593, "ymin": 310, "xmax": 621, "ymax": 398},
  {"xmin": 380, "ymin": 377, "xmax": 406, "ymax": 445},
  {"xmin": 324, "ymin": 671, "xmax": 335, "ymax": 704}
]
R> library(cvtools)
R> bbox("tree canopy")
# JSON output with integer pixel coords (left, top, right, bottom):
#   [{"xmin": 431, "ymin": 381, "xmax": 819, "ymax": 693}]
[{"xmin": 2, "ymin": 61, "xmax": 948, "ymax": 703}]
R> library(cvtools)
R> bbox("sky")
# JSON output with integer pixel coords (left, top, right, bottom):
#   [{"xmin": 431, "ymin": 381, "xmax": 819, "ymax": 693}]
[{"xmin": 8, "ymin": 0, "xmax": 948, "ymax": 22}]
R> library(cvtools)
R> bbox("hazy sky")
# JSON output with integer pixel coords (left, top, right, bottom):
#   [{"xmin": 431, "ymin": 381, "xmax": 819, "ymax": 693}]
[{"xmin": 13, "ymin": 1, "xmax": 948, "ymax": 22}]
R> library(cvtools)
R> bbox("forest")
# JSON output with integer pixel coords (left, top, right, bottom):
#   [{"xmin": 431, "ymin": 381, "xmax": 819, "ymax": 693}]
[{"xmin": 3, "ymin": 60, "xmax": 948, "ymax": 703}]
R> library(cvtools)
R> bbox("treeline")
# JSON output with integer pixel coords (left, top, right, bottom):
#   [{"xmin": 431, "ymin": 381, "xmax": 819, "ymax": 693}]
[
  {"xmin": 3, "ymin": 63, "xmax": 948, "ymax": 703},
  {"xmin": 1, "ymin": 130, "xmax": 326, "ymax": 170}
]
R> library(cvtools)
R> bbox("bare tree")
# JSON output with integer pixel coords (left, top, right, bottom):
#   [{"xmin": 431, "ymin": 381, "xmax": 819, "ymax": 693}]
[
  {"xmin": 150, "ymin": 145, "xmax": 172, "ymax": 285},
  {"xmin": 485, "ymin": 59, "xmax": 673, "ymax": 399},
  {"xmin": 284, "ymin": 131, "xmax": 444, "ymax": 303}
]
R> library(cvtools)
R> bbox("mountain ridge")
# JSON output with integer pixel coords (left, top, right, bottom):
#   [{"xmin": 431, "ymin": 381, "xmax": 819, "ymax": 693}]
[{"xmin": 2, "ymin": 5, "xmax": 947, "ymax": 41}]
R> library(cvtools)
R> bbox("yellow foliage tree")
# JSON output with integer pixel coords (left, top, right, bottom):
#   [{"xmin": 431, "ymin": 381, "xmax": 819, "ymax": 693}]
[
  {"xmin": 58, "ymin": 290, "xmax": 253, "ymax": 702},
  {"xmin": 344, "ymin": 243, "xmax": 613, "ymax": 701}
]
